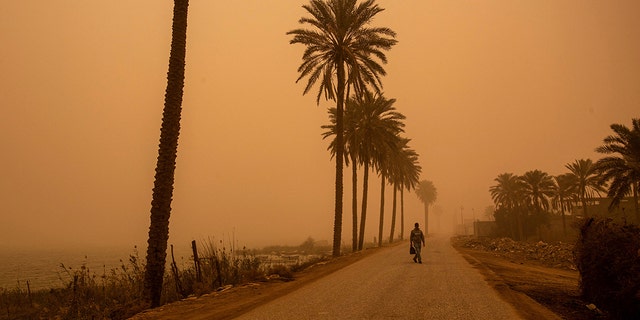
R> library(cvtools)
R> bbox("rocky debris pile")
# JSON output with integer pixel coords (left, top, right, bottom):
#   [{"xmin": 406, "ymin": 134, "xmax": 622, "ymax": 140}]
[{"xmin": 454, "ymin": 236, "xmax": 576, "ymax": 270}]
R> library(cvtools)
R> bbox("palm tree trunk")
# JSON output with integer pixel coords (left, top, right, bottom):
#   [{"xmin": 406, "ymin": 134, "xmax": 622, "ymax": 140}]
[
  {"xmin": 581, "ymin": 191, "xmax": 588, "ymax": 218},
  {"xmin": 560, "ymin": 196, "xmax": 567, "ymax": 236},
  {"xmin": 507, "ymin": 206, "xmax": 515, "ymax": 239},
  {"xmin": 389, "ymin": 183, "xmax": 397, "ymax": 243},
  {"xmin": 510, "ymin": 210, "xmax": 516, "ymax": 239},
  {"xmin": 400, "ymin": 188, "xmax": 405, "ymax": 240},
  {"xmin": 351, "ymin": 154, "xmax": 358, "ymax": 252},
  {"xmin": 144, "ymin": 0, "xmax": 189, "ymax": 308},
  {"xmin": 358, "ymin": 162, "xmax": 369, "ymax": 250},
  {"xmin": 516, "ymin": 207, "xmax": 524, "ymax": 240},
  {"xmin": 423, "ymin": 202, "xmax": 429, "ymax": 235},
  {"xmin": 332, "ymin": 57, "xmax": 346, "ymax": 257},
  {"xmin": 634, "ymin": 181, "xmax": 639, "ymax": 224},
  {"xmin": 536, "ymin": 207, "xmax": 542, "ymax": 241},
  {"xmin": 378, "ymin": 175, "xmax": 385, "ymax": 247}
]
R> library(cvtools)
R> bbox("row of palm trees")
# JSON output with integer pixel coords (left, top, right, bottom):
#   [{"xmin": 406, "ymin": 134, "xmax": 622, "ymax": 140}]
[
  {"xmin": 322, "ymin": 91, "xmax": 424, "ymax": 252},
  {"xmin": 490, "ymin": 118, "xmax": 640, "ymax": 240},
  {"xmin": 490, "ymin": 169, "xmax": 578, "ymax": 240},
  {"xmin": 288, "ymin": 0, "xmax": 416, "ymax": 255}
]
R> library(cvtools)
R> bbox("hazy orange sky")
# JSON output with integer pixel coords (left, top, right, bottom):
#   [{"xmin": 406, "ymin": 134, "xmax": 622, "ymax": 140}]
[{"xmin": 1, "ymin": 0, "xmax": 638, "ymax": 251}]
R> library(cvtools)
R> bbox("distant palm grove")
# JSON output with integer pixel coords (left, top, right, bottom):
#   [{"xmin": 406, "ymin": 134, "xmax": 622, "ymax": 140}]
[
  {"xmin": 288, "ymin": 0, "xmax": 434, "ymax": 256},
  {"xmin": 489, "ymin": 118, "xmax": 640, "ymax": 240}
]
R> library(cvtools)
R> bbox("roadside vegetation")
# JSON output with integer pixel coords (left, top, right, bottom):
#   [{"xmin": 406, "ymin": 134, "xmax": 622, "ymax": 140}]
[
  {"xmin": 0, "ymin": 237, "xmax": 331, "ymax": 320},
  {"xmin": 487, "ymin": 118, "xmax": 640, "ymax": 319},
  {"xmin": 574, "ymin": 218, "xmax": 640, "ymax": 319}
]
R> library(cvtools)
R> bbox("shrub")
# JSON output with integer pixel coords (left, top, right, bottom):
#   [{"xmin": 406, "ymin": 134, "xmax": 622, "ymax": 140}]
[{"xmin": 574, "ymin": 217, "xmax": 640, "ymax": 318}]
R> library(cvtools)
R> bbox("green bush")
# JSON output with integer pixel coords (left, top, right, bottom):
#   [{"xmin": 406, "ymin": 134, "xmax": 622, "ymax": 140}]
[{"xmin": 574, "ymin": 217, "xmax": 640, "ymax": 318}]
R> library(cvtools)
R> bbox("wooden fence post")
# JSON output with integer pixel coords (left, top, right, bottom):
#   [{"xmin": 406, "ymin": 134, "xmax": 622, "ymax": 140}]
[
  {"xmin": 191, "ymin": 240, "xmax": 202, "ymax": 282},
  {"xmin": 170, "ymin": 244, "xmax": 184, "ymax": 297}
]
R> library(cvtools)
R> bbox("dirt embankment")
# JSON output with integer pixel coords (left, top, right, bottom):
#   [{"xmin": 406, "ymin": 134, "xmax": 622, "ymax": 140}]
[{"xmin": 451, "ymin": 236, "xmax": 607, "ymax": 320}]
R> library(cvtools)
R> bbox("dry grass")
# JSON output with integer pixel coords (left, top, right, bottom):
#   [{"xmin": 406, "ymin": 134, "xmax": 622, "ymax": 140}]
[{"xmin": 0, "ymin": 239, "xmax": 331, "ymax": 320}]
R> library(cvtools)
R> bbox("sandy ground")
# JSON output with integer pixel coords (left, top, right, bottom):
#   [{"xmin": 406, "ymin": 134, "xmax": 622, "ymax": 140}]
[
  {"xmin": 453, "ymin": 243, "xmax": 599, "ymax": 320},
  {"xmin": 129, "ymin": 238, "xmax": 598, "ymax": 320}
]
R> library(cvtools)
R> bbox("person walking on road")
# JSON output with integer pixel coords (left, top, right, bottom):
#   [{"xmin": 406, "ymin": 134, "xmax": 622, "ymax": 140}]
[{"xmin": 410, "ymin": 222, "xmax": 426, "ymax": 263}]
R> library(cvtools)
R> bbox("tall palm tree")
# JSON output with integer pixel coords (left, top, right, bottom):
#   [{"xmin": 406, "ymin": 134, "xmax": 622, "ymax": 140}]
[
  {"xmin": 398, "ymin": 145, "xmax": 420, "ymax": 240},
  {"xmin": 321, "ymin": 91, "xmax": 405, "ymax": 250},
  {"xmin": 350, "ymin": 93, "xmax": 405, "ymax": 248},
  {"xmin": 553, "ymin": 173, "xmax": 577, "ymax": 235},
  {"xmin": 565, "ymin": 159, "xmax": 606, "ymax": 218},
  {"xmin": 143, "ymin": 0, "xmax": 189, "ymax": 308},
  {"xmin": 489, "ymin": 173, "xmax": 523, "ymax": 239},
  {"xmin": 377, "ymin": 149, "xmax": 392, "ymax": 246},
  {"xmin": 595, "ymin": 118, "xmax": 640, "ymax": 222},
  {"xmin": 321, "ymin": 105, "xmax": 359, "ymax": 252},
  {"xmin": 375, "ymin": 142, "xmax": 401, "ymax": 247},
  {"xmin": 387, "ymin": 139, "xmax": 404, "ymax": 244},
  {"xmin": 346, "ymin": 103, "xmax": 359, "ymax": 252},
  {"xmin": 326, "ymin": 91, "xmax": 404, "ymax": 250},
  {"xmin": 288, "ymin": 0, "xmax": 397, "ymax": 256},
  {"xmin": 388, "ymin": 138, "xmax": 420, "ymax": 243},
  {"xmin": 415, "ymin": 180, "xmax": 437, "ymax": 234},
  {"xmin": 519, "ymin": 170, "xmax": 556, "ymax": 238}
]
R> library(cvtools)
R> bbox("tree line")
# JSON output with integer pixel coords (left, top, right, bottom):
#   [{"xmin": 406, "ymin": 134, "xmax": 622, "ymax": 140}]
[{"xmin": 489, "ymin": 118, "xmax": 640, "ymax": 240}]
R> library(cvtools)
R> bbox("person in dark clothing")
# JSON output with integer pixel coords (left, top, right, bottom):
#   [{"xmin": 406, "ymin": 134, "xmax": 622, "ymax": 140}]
[{"xmin": 410, "ymin": 222, "xmax": 426, "ymax": 263}]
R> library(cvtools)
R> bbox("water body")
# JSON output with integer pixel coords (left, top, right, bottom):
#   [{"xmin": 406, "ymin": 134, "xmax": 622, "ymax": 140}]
[{"xmin": 0, "ymin": 245, "xmax": 193, "ymax": 291}]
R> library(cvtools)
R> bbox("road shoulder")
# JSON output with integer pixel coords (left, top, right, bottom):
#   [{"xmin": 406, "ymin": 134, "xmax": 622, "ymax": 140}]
[{"xmin": 451, "ymin": 239, "xmax": 596, "ymax": 320}]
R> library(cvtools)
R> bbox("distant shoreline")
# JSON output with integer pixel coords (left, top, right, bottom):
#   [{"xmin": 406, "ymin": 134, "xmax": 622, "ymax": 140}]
[{"xmin": 0, "ymin": 245, "xmax": 192, "ymax": 291}]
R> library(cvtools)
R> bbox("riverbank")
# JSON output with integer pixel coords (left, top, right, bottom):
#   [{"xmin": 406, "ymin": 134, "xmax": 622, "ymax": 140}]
[{"xmin": 0, "ymin": 245, "xmax": 144, "ymax": 291}]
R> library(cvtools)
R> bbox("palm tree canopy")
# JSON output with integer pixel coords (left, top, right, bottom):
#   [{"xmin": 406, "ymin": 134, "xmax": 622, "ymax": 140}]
[
  {"xmin": 519, "ymin": 170, "xmax": 556, "ymax": 212},
  {"xmin": 396, "ymin": 140, "xmax": 421, "ymax": 191},
  {"xmin": 353, "ymin": 91, "xmax": 405, "ymax": 173},
  {"xmin": 287, "ymin": 0, "xmax": 397, "ymax": 103},
  {"xmin": 321, "ymin": 91, "xmax": 405, "ymax": 170},
  {"xmin": 554, "ymin": 173, "xmax": 578, "ymax": 196},
  {"xmin": 289, "ymin": 0, "xmax": 396, "ymax": 257},
  {"xmin": 595, "ymin": 118, "xmax": 640, "ymax": 209},
  {"xmin": 565, "ymin": 159, "xmax": 606, "ymax": 199},
  {"xmin": 553, "ymin": 173, "xmax": 578, "ymax": 210},
  {"xmin": 387, "ymin": 137, "xmax": 421, "ymax": 188},
  {"xmin": 416, "ymin": 180, "xmax": 437, "ymax": 206},
  {"xmin": 489, "ymin": 173, "xmax": 523, "ymax": 210}
]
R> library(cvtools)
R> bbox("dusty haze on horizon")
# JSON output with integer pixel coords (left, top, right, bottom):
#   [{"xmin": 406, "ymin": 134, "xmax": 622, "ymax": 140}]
[{"xmin": 1, "ymin": 0, "xmax": 638, "ymax": 251}]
